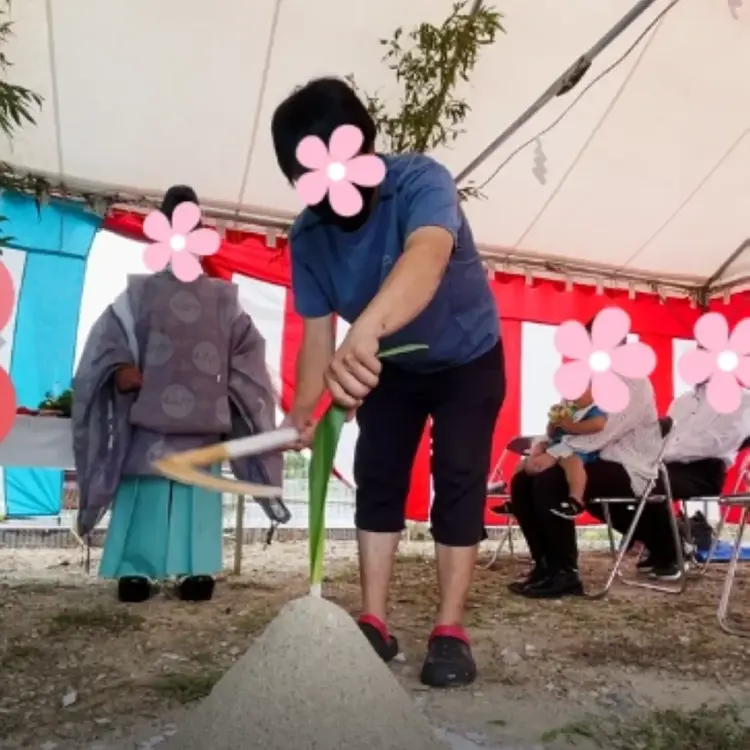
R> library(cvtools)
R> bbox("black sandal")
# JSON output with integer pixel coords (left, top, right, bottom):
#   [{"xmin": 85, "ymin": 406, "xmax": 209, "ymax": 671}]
[
  {"xmin": 176, "ymin": 575, "xmax": 216, "ymax": 602},
  {"xmin": 357, "ymin": 615, "xmax": 399, "ymax": 663},
  {"xmin": 117, "ymin": 576, "xmax": 154, "ymax": 603},
  {"xmin": 420, "ymin": 630, "xmax": 477, "ymax": 688},
  {"xmin": 551, "ymin": 497, "xmax": 586, "ymax": 521}
]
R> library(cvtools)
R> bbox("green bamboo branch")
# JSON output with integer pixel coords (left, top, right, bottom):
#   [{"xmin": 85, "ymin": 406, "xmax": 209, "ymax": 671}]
[{"xmin": 347, "ymin": 0, "xmax": 504, "ymax": 201}]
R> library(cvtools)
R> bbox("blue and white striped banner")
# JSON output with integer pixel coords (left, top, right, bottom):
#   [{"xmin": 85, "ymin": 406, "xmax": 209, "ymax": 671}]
[{"xmin": 0, "ymin": 194, "xmax": 102, "ymax": 517}]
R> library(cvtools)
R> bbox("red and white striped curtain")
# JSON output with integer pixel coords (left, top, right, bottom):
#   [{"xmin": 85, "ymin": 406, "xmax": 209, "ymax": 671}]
[{"xmin": 101, "ymin": 210, "xmax": 750, "ymax": 524}]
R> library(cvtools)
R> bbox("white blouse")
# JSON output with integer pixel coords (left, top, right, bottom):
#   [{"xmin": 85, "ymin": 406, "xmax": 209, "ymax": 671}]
[
  {"xmin": 665, "ymin": 386, "xmax": 750, "ymax": 466},
  {"xmin": 546, "ymin": 378, "xmax": 662, "ymax": 496}
]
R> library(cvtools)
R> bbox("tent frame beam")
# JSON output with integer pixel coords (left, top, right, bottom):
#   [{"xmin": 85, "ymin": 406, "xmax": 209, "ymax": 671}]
[
  {"xmin": 0, "ymin": 161, "xmax": 726, "ymax": 301},
  {"xmin": 699, "ymin": 238, "xmax": 750, "ymax": 303}
]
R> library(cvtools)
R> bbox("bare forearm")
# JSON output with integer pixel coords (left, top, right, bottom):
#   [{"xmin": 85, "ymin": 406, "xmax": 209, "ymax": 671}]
[
  {"xmin": 293, "ymin": 360, "xmax": 326, "ymax": 419},
  {"xmin": 356, "ymin": 230, "xmax": 451, "ymax": 339},
  {"xmin": 292, "ymin": 323, "xmax": 334, "ymax": 419}
]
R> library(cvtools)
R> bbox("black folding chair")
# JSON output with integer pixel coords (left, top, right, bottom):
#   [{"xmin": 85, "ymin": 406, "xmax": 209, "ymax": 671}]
[
  {"xmin": 482, "ymin": 436, "xmax": 534, "ymax": 568},
  {"xmin": 587, "ymin": 417, "xmax": 688, "ymax": 599}
]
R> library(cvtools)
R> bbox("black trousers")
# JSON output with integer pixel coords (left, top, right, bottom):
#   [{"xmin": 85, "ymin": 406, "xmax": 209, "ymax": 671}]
[
  {"xmin": 354, "ymin": 341, "xmax": 505, "ymax": 547},
  {"xmin": 511, "ymin": 460, "xmax": 634, "ymax": 571},
  {"xmin": 587, "ymin": 458, "xmax": 726, "ymax": 565},
  {"xmin": 511, "ymin": 458, "xmax": 727, "ymax": 570}
]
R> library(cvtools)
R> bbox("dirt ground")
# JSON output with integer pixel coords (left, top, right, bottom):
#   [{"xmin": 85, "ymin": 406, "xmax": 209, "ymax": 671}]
[{"xmin": 1, "ymin": 541, "xmax": 750, "ymax": 750}]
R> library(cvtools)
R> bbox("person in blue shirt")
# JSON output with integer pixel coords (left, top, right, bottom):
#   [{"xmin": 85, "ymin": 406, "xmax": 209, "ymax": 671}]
[{"xmin": 271, "ymin": 77, "xmax": 505, "ymax": 688}]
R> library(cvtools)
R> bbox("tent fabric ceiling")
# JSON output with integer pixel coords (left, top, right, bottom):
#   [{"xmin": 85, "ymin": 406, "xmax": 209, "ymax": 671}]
[{"xmin": 0, "ymin": 0, "xmax": 748, "ymax": 285}]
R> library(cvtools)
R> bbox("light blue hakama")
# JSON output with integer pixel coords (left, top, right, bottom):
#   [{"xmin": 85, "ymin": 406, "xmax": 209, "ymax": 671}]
[{"xmin": 99, "ymin": 467, "xmax": 222, "ymax": 580}]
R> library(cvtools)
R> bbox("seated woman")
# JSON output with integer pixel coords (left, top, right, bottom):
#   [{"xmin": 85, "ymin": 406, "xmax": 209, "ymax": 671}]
[
  {"xmin": 508, "ymin": 373, "xmax": 662, "ymax": 600},
  {"xmin": 636, "ymin": 381, "xmax": 750, "ymax": 579},
  {"xmin": 73, "ymin": 186, "xmax": 285, "ymax": 603}
]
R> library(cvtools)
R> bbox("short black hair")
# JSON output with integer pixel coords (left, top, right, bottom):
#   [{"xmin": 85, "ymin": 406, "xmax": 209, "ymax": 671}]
[
  {"xmin": 271, "ymin": 77, "xmax": 376, "ymax": 183},
  {"xmin": 161, "ymin": 185, "xmax": 198, "ymax": 220}
]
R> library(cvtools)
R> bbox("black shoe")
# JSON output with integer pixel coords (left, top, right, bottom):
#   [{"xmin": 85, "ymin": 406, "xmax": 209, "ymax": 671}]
[
  {"xmin": 508, "ymin": 563, "xmax": 548, "ymax": 595},
  {"xmin": 649, "ymin": 562, "xmax": 685, "ymax": 581},
  {"xmin": 117, "ymin": 576, "xmax": 153, "ymax": 603},
  {"xmin": 490, "ymin": 500, "xmax": 512, "ymax": 515},
  {"xmin": 420, "ymin": 634, "xmax": 477, "ymax": 688},
  {"xmin": 176, "ymin": 575, "xmax": 215, "ymax": 602},
  {"xmin": 521, "ymin": 569, "xmax": 584, "ymax": 599},
  {"xmin": 550, "ymin": 497, "xmax": 586, "ymax": 521},
  {"xmin": 358, "ymin": 617, "xmax": 399, "ymax": 663},
  {"xmin": 636, "ymin": 553, "xmax": 657, "ymax": 573}
]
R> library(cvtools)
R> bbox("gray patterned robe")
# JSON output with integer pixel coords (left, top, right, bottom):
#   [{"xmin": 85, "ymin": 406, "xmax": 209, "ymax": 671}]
[{"xmin": 72, "ymin": 271, "xmax": 290, "ymax": 535}]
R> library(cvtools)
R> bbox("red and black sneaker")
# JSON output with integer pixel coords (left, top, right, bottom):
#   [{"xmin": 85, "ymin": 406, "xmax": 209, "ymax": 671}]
[
  {"xmin": 420, "ymin": 625, "xmax": 477, "ymax": 688},
  {"xmin": 357, "ymin": 614, "xmax": 400, "ymax": 663}
]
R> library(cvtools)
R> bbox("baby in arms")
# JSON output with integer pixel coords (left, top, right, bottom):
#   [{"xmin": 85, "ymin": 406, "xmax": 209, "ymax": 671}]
[{"xmin": 523, "ymin": 387, "xmax": 607, "ymax": 520}]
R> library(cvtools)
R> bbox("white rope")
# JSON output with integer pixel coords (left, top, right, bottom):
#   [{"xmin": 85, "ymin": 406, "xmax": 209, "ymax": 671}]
[
  {"xmin": 513, "ymin": 17, "xmax": 665, "ymax": 249},
  {"xmin": 475, "ymin": 0, "xmax": 683, "ymax": 195}
]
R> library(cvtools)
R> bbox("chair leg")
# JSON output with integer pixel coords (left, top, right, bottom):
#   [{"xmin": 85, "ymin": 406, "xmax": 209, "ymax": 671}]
[
  {"xmin": 587, "ymin": 497, "xmax": 651, "ymax": 599},
  {"xmin": 481, "ymin": 536, "xmax": 503, "ymax": 569},
  {"xmin": 604, "ymin": 505, "xmax": 617, "ymax": 561},
  {"xmin": 480, "ymin": 513, "xmax": 525, "ymax": 569},
  {"xmin": 481, "ymin": 522, "xmax": 510, "ymax": 569},
  {"xmin": 618, "ymin": 495, "xmax": 688, "ymax": 596},
  {"xmin": 588, "ymin": 488, "xmax": 688, "ymax": 599},
  {"xmin": 508, "ymin": 516, "xmax": 517, "ymax": 558},
  {"xmin": 717, "ymin": 507, "xmax": 750, "ymax": 637},
  {"xmin": 699, "ymin": 504, "xmax": 728, "ymax": 576}
]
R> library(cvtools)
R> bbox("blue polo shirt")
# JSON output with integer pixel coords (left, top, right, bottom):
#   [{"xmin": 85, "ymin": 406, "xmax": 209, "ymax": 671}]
[{"xmin": 289, "ymin": 153, "xmax": 499, "ymax": 372}]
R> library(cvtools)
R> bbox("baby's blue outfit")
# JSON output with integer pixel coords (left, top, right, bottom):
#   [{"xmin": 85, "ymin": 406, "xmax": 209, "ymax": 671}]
[{"xmin": 549, "ymin": 404, "xmax": 607, "ymax": 464}]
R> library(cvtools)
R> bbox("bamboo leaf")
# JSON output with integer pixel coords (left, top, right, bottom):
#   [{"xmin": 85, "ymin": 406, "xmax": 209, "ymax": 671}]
[
  {"xmin": 379, "ymin": 343, "xmax": 429, "ymax": 359},
  {"xmin": 308, "ymin": 404, "xmax": 346, "ymax": 594},
  {"xmin": 347, "ymin": 0, "xmax": 503, "ymax": 201}
]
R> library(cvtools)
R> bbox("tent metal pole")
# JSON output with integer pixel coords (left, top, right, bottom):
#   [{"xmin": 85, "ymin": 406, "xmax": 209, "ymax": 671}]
[
  {"xmin": 700, "ymin": 238, "xmax": 750, "ymax": 300},
  {"xmin": 454, "ymin": 0, "xmax": 663, "ymax": 185}
]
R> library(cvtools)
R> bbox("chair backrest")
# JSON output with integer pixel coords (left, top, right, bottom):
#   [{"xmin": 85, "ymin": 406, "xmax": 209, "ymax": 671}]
[{"xmin": 506, "ymin": 436, "xmax": 533, "ymax": 456}]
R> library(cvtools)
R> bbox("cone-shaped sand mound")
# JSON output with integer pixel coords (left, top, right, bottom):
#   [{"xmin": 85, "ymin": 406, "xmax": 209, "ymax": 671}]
[{"xmin": 162, "ymin": 595, "xmax": 448, "ymax": 750}]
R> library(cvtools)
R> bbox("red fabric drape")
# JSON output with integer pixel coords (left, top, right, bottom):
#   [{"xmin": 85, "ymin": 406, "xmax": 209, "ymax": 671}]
[{"xmin": 103, "ymin": 211, "xmax": 750, "ymax": 524}]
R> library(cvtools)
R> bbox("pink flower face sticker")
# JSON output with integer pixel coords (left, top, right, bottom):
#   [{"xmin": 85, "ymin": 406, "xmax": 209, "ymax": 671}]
[
  {"xmin": 0, "ymin": 367, "xmax": 15, "ymax": 445},
  {"xmin": 677, "ymin": 312, "xmax": 750, "ymax": 414},
  {"xmin": 0, "ymin": 261, "xmax": 15, "ymax": 444},
  {"xmin": 554, "ymin": 307, "xmax": 656, "ymax": 412},
  {"xmin": 0, "ymin": 261, "xmax": 14, "ymax": 333},
  {"xmin": 295, "ymin": 124, "xmax": 386, "ymax": 217},
  {"xmin": 142, "ymin": 202, "xmax": 221, "ymax": 283}
]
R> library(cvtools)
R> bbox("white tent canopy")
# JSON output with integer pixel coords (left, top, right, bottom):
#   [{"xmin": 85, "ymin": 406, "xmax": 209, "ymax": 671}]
[{"xmin": 1, "ymin": 0, "xmax": 748, "ymax": 290}]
